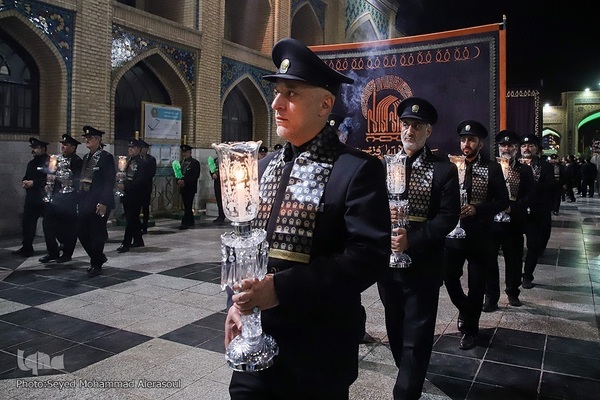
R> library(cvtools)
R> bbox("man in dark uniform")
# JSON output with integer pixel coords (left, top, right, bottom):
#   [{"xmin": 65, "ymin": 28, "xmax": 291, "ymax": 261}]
[
  {"xmin": 140, "ymin": 139, "xmax": 156, "ymax": 234},
  {"xmin": 40, "ymin": 134, "xmax": 83, "ymax": 263},
  {"xmin": 12, "ymin": 137, "xmax": 50, "ymax": 257},
  {"xmin": 258, "ymin": 145, "xmax": 269, "ymax": 159},
  {"xmin": 177, "ymin": 144, "xmax": 200, "ymax": 229},
  {"xmin": 564, "ymin": 154, "xmax": 579, "ymax": 202},
  {"xmin": 483, "ymin": 130, "xmax": 534, "ymax": 311},
  {"xmin": 549, "ymin": 154, "xmax": 567, "ymax": 215},
  {"xmin": 444, "ymin": 120, "xmax": 509, "ymax": 350},
  {"xmin": 116, "ymin": 139, "xmax": 149, "ymax": 253},
  {"xmin": 78, "ymin": 126, "xmax": 115, "ymax": 277},
  {"xmin": 225, "ymin": 38, "xmax": 390, "ymax": 400},
  {"xmin": 208, "ymin": 150, "xmax": 226, "ymax": 223},
  {"xmin": 580, "ymin": 156, "xmax": 597, "ymax": 197},
  {"xmin": 377, "ymin": 97, "xmax": 460, "ymax": 400},
  {"xmin": 520, "ymin": 133, "xmax": 556, "ymax": 289}
]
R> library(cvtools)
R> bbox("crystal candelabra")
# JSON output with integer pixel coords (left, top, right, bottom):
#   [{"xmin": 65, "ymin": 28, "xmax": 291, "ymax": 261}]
[
  {"xmin": 447, "ymin": 155, "xmax": 467, "ymax": 239},
  {"xmin": 115, "ymin": 156, "xmax": 127, "ymax": 197},
  {"xmin": 56, "ymin": 156, "xmax": 74, "ymax": 194},
  {"xmin": 384, "ymin": 153, "xmax": 412, "ymax": 268},
  {"xmin": 43, "ymin": 155, "xmax": 58, "ymax": 203},
  {"xmin": 494, "ymin": 156, "xmax": 511, "ymax": 222},
  {"xmin": 213, "ymin": 140, "xmax": 278, "ymax": 372}
]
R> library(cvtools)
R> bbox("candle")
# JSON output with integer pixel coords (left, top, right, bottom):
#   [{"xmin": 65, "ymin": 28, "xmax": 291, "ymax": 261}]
[
  {"xmin": 232, "ymin": 163, "xmax": 248, "ymax": 219},
  {"xmin": 384, "ymin": 154, "xmax": 407, "ymax": 195},
  {"xmin": 448, "ymin": 155, "xmax": 466, "ymax": 185},
  {"xmin": 118, "ymin": 155, "xmax": 128, "ymax": 171},
  {"xmin": 48, "ymin": 155, "xmax": 58, "ymax": 173},
  {"xmin": 212, "ymin": 141, "xmax": 261, "ymax": 223}
]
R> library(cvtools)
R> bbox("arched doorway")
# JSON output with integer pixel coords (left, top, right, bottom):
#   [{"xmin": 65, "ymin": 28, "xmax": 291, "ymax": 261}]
[
  {"xmin": 0, "ymin": 28, "xmax": 39, "ymax": 134},
  {"xmin": 291, "ymin": 4, "xmax": 323, "ymax": 45},
  {"xmin": 221, "ymin": 86, "xmax": 252, "ymax": 142},
  {"xmin": 114, "ymin": 60, "xmax": 171, "ymax": 143},
  {"xmin": 577, "ymin": 111, "xmax": 600, "ymax": 155}
]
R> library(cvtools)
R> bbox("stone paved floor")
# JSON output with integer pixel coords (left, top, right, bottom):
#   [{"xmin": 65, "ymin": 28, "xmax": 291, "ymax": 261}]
[{"xmin": 0, "ymin": 198, "xmax": 599, "ymax": 399}]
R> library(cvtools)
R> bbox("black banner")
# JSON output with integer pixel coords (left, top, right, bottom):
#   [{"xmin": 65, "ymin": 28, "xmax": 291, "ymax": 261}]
[{"xmin": 312, "ymin": 23, "xmax": 506, "ymax": 159}]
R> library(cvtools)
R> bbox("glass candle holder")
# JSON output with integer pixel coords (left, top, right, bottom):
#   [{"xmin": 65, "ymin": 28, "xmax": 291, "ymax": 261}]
[{"xmin": 212, "ymin": 140, "xmax": 278, "ymax": 372}]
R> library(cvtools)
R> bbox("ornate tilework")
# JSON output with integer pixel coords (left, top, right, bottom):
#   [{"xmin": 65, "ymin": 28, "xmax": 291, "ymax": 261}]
[
  {"xmin": 221, "ymin": 57, "xmax": 274, "ymax": 103},
  {"xmin": 0, "ymin": 0, "xmax": 74, "ymax": 67},
  {"xmin": 0, "ymin": 0, "xmax": 74, "ymax": 131},
  {"xmin": 111, "ymin": 25, "xmax": 196, "ymax": 86},
  {"xmin": 346, "ymin": 0, "xmax": 389, "ymax": 39},
  {"xmin": 291, "ymin": 0, "xmax": 327, "ymax": 29}
]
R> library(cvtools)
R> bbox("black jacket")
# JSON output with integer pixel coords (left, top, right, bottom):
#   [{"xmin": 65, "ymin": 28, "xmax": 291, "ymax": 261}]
[
  {"xmin": 79, "ymin": 149, "xmax": 116, "ymax": 212},
  {"xmin": 179, "ymin": 157, "xmax": 200, "ymax": 195},
  {"xmin": 23, "ymin": 153, "xmax": 49, "ymax": 205},
  {"xmin": 257, "ymin": 131, "xmax": 390, "ymax": 395},
  {"xmin": 403, "ymin": 148, "xmax": 460, "ymax": 281}
]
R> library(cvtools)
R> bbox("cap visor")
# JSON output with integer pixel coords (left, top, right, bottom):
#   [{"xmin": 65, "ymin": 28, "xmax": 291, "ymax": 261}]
[{"xmin": 263, "ymin": 73, "xmax": 311, "ymax": 84}]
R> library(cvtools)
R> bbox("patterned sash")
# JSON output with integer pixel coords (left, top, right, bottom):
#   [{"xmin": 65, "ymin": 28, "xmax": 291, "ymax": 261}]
[
  {"xmin": 406, "ymin": 148, "xmax": 434, "ymax": 222},
  {"xmin": 531, "ymin": 160, "xmax": 541, "ymax": 182},
  {"xmin": 506, "ymin": 159, "xmax": 521, "ymax": 201},
  {"xmin": 468, "ymin": 155, "xmax": 489, "ymax": 204},
  {"xmin": 126, "ymin": 156, "xmax": 139, "ymax": 181},
  {"xmin": 255, "ymin": 127, "xmax": 338, "ymax": 263},
  {"xmin": 80, "ymin": 149, "xmax": 102, "ymax": 190}
]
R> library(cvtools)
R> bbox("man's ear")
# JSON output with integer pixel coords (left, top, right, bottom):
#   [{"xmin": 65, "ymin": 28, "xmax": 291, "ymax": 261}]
[{"xmin": 319, "ymin": 93, "xmax": 335, "ymax": 117}]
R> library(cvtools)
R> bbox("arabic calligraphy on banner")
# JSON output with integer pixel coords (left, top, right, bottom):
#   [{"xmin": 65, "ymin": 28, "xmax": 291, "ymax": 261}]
[{"xmin": 312, "ymin": 24, "xmax": 505, "ymax": 159}]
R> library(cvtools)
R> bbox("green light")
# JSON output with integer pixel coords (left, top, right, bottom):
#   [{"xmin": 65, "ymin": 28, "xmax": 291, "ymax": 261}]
[{"xmin": 578, "ymin": 112, "xmax": 600, "ymax": 129}]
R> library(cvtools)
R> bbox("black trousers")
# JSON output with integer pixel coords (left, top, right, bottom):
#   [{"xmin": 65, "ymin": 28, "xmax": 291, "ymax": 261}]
[
  {"xmin": 444, "ymin": 239, "xmax": 492, "ymax": 335},
  {"xmin": 122, "ymin": 201, "xmax": 143, "ymax": 246},
  {"xmin": 77, "ymin": 208, "xmax": 110, "ymax": 267},
  {"xmin": 565, "ymin": 181, "xmax": 577, "ymax": 201},
  {"xmin": 553, "ymin": 186, "xmax": 563, "ymax": 212},
  {"xmin": 141, "ymin": 191, "xmax": 151, "ymax": 230},
  {"xmin": 180, "ymin": 191, "xmax": 195, "ymax": 226},
  {"xmin": 486, "ymin": 225, "xmax": 524, "ymax": 303},
  {"xmin": 524, "ymin": 210, "xmax": 552, "ymax": 281},
  {"xmin": 377, "ymin": 270, "xmax": 440, "ymax": 400},
  {"xmin": 230, "ymin": 369, "xmax": 349, "ymax": 400},
  {"xmin": 21, "ymin": 202, "xmax": 45, "ymax": 251},
  {"xmin": 214, "ymin": 178, "xmax": 225, "ymax": 219},
  {"xmin": 43, "ymin": 207, "xmax": 77, "ymax": 258},
  {"xmin": 581, "ymin": 179, "xmax": 595, "ymax": 197}
]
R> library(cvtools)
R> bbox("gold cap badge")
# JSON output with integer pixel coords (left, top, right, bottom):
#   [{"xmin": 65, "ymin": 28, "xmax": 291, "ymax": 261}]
[
  {"xmin": 411, "ymin": 104, "xmax": 419, "ymax": 113},
  {"xmin": 279, "ymin": 59, "xmax": 290, "ymax": 74}
]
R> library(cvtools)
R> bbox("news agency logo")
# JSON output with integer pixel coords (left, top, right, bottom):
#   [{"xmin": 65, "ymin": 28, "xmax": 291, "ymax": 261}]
[{"xmin": 17, "ymin": 350, "xmax": 64, "ymax": 375}]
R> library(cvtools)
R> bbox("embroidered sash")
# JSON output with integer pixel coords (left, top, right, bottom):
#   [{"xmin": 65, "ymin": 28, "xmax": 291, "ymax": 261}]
[
  {"xmin": 126, "ymin": 157, "xmax": 139, "ymax": 181},
  {"xmin": 506, "ymin": 160, "xmax": 521, "ymax": 201},
  {"xmin": 255, "ymin": 127, "xmax": 338, "ymax": 263},
  {"xmin": 406, "ymin": 148, "xmax": 434, "ymax": 222},
  {"xmin": 80, "ymin": 150, "xmax": 102, "ymax": 190},
  {"xmin": 531, "ymin": 160, "xmax": 541, "ymax": 182},
  {"xmin": 469, "ymin": 156, "xmax": 489, "ymax": 204}
]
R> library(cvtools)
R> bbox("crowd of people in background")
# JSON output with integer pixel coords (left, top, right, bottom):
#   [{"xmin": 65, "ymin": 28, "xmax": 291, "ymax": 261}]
[{"xmin": 554, "ymin": 153, "xmax": 600, "ymax": 208}]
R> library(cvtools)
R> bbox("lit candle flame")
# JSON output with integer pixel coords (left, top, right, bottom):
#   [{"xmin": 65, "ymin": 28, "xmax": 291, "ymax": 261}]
[
  {"xmin": 48, "ymin": 155, "xmax": 58, "ymax": 173},
  {"xmin": 118, "ymin": 155, "xmax": 128, "ymax": 171}
]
